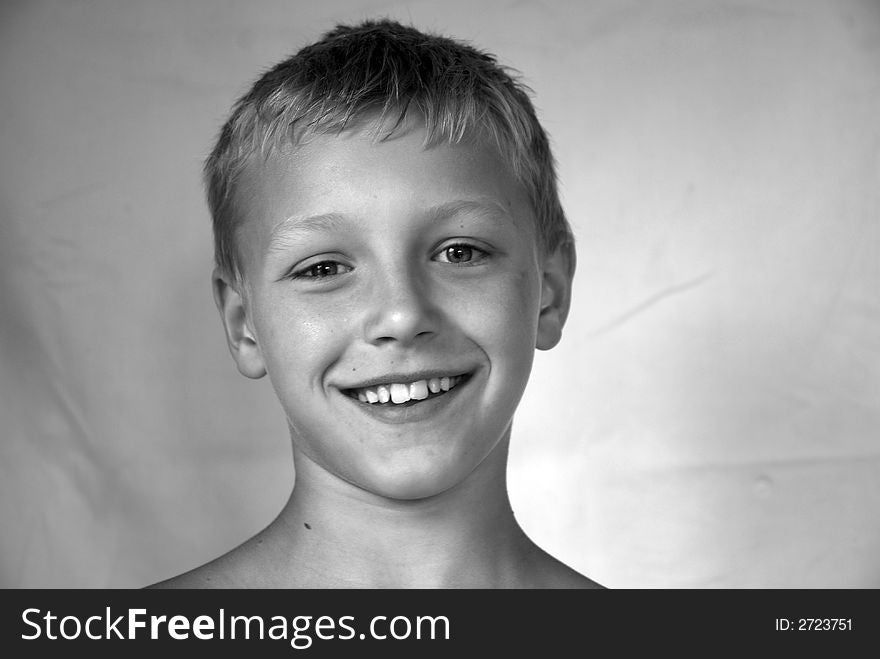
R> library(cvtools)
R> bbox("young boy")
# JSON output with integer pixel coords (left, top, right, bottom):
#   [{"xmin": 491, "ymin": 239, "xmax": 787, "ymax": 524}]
[{"xmin": 152, "ymin": 18, "xmax": 601, "ymax": 588}]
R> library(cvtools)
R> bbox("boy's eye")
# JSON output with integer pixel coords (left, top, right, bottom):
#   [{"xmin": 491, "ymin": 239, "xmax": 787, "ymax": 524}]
[
  {"xmin": 445, "ymin": 245, "xmax": 473, "ymax": 263},
  {"xmin": 291, "ymin": 261, "xmax": 351, "ymax": 279},
  {"xmin": 434, "ymin": 243, "xmax": 488, "ymax": 265}
]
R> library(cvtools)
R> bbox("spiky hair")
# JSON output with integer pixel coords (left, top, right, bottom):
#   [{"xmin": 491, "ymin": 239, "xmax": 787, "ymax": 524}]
[{"xmin": 204, "ymin": 19, "xmax": 572, "ymax": 280}]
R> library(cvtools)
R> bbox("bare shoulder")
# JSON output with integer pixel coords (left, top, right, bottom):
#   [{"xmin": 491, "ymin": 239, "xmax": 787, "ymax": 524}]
[
  {"xmin": 523, "ymin": 544, "xmax": 605, "ymax": 589},
  {"xmin": 540, "ymin": 560, "xmax": 606, "ymax": 589},
  {"xmin": 144, "ymin": 534, "xmax": 271, "ymax": 589},
  {"xmin": 144, "ymin": 554, "xmax": 241, "ymax": 589}
]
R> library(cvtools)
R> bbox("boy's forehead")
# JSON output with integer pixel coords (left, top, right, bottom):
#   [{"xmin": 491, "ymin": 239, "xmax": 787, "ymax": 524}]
[{"xmin": 236, "ymin": 123, "xmax": 535, "ymax": 244}]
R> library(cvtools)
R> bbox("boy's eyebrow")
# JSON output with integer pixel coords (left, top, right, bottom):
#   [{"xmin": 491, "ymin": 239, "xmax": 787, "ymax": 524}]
[
  {"xmin": 267, "ymin": 212, "xmax": 348, "ymax": 253},
  {"xmin": 267, "ymin": 197, "xmax": 519, "ymax": 253},
  {"xmin": 424, "ymin": 198, "xmax": 515, "ymax": 227}
]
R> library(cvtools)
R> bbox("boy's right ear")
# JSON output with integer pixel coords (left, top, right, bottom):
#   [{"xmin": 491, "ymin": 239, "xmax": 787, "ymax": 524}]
[{"xmin": 211, "ymin": 268, "xmax": 267, "ymax": 379}]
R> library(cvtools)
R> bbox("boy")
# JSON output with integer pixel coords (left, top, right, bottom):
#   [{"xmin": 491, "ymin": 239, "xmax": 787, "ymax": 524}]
[{"xmin": 152, "ymin": 19, "xmax": 600, "ymax": 588}]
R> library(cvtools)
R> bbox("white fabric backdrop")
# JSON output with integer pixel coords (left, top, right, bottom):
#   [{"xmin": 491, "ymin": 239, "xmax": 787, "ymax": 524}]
[{"xmin": 1, "ymin": 0, "xmax": 878, "ymax": 587}]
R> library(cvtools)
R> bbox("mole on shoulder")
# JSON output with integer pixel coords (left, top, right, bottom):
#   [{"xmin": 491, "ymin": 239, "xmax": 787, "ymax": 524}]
[{"xmin": 304, "ymin": 523, "xmax": 312, "ymax": 530}]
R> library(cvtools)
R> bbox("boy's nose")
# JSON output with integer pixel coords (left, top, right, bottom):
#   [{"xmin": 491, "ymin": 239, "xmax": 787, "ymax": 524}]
[{"xmin": 363, "ymin": 269, "xmax": 439, "ymax": 346}]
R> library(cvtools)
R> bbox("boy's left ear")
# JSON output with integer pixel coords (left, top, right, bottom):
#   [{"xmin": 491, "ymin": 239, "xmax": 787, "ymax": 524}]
[{"xmin": 536, "ymin": 241, "xmax": 576, "ymax": 351}]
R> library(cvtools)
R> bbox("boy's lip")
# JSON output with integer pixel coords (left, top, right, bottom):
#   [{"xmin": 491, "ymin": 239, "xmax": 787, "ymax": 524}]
[
  {"xmin": 335, "ymin": 368, "xmax": 475, "ymax": 391},
  {"xmin": 336, "ymin": 371, "xmax": 475, "ymax": 424}
]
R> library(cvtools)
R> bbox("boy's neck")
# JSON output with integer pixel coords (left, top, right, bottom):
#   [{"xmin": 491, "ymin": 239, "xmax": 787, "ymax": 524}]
[{"xmin": 250, "ymin": 433, "xmax": 539, "ymax": 588}]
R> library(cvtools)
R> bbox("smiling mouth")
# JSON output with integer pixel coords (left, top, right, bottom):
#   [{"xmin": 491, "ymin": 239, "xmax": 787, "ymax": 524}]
[{"xmin": 343, "ymin": 374, "xmax": 470, "ymax": 406}]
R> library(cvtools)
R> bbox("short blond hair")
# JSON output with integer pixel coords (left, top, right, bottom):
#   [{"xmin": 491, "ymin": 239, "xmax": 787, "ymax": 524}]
[{"xmin": 204, "ymin": 19, "xmax": 573, "ymax": 280}]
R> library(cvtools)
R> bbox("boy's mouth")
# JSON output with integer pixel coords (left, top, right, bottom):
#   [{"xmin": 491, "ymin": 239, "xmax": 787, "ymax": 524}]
[{"xmin": 343, "ymin": 374, "xmax": 470, "ymax": 406}]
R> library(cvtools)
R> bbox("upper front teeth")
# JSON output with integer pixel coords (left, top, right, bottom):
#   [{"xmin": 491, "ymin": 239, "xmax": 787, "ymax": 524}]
[{"xmin": 355, "ymin": 376, "xmax": 461, "ymax": 405}]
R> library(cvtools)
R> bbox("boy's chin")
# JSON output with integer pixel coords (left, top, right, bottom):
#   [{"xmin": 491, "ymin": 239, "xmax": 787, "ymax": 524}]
[{"xmin": 357, "ymin": 468, "xmax": 464, "ymax": 502}]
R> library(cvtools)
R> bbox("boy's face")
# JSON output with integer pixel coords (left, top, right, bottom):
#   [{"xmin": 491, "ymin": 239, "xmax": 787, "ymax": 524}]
[{"xmin": 216, "ymin": 121, "xmax": 572, "ymax": 500}]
